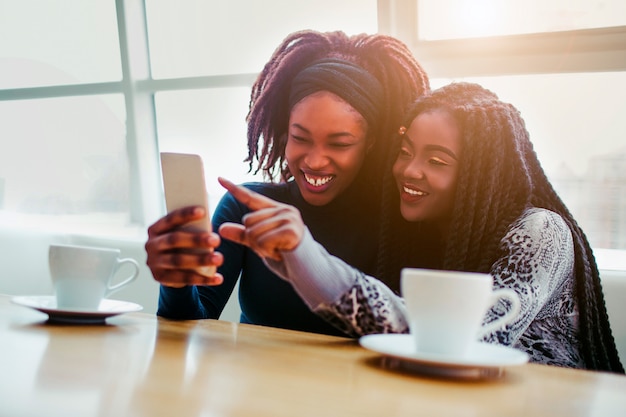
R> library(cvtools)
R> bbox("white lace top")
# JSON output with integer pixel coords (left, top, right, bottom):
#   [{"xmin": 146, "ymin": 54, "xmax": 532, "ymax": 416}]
[{"xmin": 265, "ymin": 207, "xmax": 584, "ymax": 368}]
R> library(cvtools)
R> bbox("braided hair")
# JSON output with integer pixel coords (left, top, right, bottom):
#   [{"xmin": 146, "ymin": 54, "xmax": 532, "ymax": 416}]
[
  {"xmin": 245, "ymin": 29, "xmax": 430, "ymax": 193},
  {"xmin": 377, "ymin": 82, "xmax": 624, "ymax": 373}
]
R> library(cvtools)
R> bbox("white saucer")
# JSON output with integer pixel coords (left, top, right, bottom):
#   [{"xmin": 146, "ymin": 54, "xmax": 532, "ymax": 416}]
[
  {"xmin": 360, "ymin": 334, "xmax": 529, "ymax": 379},
  {"xmin": 11, "ymin": 295, "xmax": 143, "ymax": 324}
]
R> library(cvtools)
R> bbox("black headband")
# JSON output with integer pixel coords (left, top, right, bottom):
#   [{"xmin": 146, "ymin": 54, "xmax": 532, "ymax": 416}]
[{"xmin": 288, "ymin": 58, "xmax": 384, "ymax": 134}]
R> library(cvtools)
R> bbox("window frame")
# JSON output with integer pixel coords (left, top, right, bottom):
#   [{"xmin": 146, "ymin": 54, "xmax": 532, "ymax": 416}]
[{"xmin": 377, "ymin": 0, "xmax": 626, "ymax": 77}]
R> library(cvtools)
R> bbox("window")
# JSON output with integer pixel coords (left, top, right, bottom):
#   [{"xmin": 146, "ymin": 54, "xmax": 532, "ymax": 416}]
[
  {"xmin": 0, "ymin": 94, "xmax": 127, "ymax": 215},
  {"xmin": 0, "ymin": 0, "xmax": 377, "ymax": 237},
  {"xmin": 0, "ymin": 1, "xmax": 122, "ymax": 89},
  {"xmin": 146, "ymin": 0, "xmax": 378, "ymax": 78},
  {"xmin": 0, "ymin": 0, "xmax": 130, "ymax": 236},
  {"xmin": 417, "ymin": 0, "xmax": 626, "ymax": 40}
]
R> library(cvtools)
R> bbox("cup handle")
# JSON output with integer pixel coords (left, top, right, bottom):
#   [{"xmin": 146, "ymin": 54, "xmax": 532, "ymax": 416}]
[
  {"xmin": 106, "ymin": 257, "xmax": 140, "ymax": 296},
  {"xmin": 478, "ymin": 288, "xmax": 521, "ymax": 337}
]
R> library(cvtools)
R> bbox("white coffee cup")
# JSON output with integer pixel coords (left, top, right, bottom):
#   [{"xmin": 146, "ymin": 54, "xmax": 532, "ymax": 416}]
[
  {"xmin": 49, "ymin": 244, "xmax": 140, "ymax": 310},
  {"xmin": 401, "ymin": 268, "xmax": 520, "ymax": 358}
]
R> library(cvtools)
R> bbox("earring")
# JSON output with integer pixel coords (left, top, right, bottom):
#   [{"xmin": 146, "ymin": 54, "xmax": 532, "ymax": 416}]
[{"xmin": 398, "ymin": 126, "xmax": 407, "ymax": 135}]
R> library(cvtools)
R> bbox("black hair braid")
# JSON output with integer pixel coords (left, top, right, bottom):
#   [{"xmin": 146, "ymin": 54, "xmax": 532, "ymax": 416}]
[
  {"xmin": 354, "ymin": 34, "xmax": 430, "ymax": 133},
  {"xmin": 563, "ymin": 210, "xmax": 621, "ymax": 372},
  {"xmin": 375, "ymin": 136, "xmax": 404, "ymax": 292},
  {"xmin": 443, "ymin": 102, "xmax": 530, "ymax": 272},
  {"xmin": 525, "ymin": 148, "xmax": 624, "ymax": 372},
  {"xmin": 443, "ymin": 147, "xmax": 477, "ymax": 270},
  {"xmin": 456, "ymin": 113, "xmax": 502, "ymax": 270},
  {"xmin": 471, "ymin": 105, "xmax": 533, "ymax": 271},
  {"xmin": 347, "ymin": 33, "xmax": 430, "ymax": 191},
  {"xmin": 576, "ymin": 231, "xmax": 620, "ymax": 371}
]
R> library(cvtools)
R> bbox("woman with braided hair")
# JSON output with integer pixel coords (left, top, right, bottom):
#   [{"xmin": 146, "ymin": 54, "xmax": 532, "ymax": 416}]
[
  {"xmin": 145, "ymin": 30, "xmax": 430, "ymax": 336},
  {"xmin": 219, "ymin": 82, "xmax": 624, "ymax": 372}
]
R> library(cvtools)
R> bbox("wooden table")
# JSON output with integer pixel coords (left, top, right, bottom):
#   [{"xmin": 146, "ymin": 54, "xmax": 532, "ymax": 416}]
[{"xmin": 1, "ymin": 294, "xmax": 625, "ymax": 417}]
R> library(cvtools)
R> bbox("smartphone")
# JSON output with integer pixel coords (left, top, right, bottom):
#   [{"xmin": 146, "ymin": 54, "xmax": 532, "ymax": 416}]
[{"xmin": 160, "ymin": 152, "xmax": 216, "ymax": 277}]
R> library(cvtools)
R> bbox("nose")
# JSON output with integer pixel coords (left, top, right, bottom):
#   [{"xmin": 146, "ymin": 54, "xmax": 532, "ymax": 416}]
[
  {"xmin": 403, "ymin": 159, "xmax": 425, "ymax": 180},
  {"xmin": 303, "ymin": 146, "xmax": 329, "ymax": 170}
]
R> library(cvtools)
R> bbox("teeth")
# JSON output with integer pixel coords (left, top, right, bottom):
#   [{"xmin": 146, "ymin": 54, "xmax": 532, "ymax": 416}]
[
  {"xmin": 304, "ymin": 174, "xmax": 333, "ymax": 187},
  {"xmin": 404, "ymin": 186, "xmax": 425, "ymax": 196}
]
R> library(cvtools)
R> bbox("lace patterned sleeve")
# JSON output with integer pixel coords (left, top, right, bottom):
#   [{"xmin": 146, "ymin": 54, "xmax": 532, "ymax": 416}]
[
  {"xmin": 483, "ymin": 208, "xmax": 582, "ymax": 367},
  {"xmin": 313, "ymin": 272, "xmax": 409, "ymax": 338}
]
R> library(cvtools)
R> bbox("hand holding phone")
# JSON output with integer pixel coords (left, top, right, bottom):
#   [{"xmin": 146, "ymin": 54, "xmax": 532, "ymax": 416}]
[{"xmin": 160, "ymin": 152, "xmax": 216, "ymax": 278}]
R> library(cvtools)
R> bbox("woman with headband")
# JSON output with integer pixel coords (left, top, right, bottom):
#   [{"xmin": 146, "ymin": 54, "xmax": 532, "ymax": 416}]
[{"xmin": 145, "ymin": 30, "xmax": 430, "ymax": 335}]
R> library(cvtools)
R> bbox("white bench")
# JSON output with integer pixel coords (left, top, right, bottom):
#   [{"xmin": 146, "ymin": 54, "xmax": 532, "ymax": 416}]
[{"xmin": 601, "ymin": 269, "xmax": 626, "ymax": 364}]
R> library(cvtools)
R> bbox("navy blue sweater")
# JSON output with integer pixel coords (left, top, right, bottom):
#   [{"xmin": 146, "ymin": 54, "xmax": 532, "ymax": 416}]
[{"xmin": 157, "ymin": 180, "xmax": 379, "ymax": 336}]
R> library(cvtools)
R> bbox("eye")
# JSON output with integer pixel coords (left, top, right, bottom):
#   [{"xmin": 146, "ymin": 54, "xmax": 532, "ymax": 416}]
[
  {"xmin": 397, "ymin": 147, "xmax": 412, "ymax": 158},
  {"xmin": 290, "ymin": 134, "xmax": 311, "ymax": 144},
  {"xmin": 429, "ymin": 156, "xmax": 450, "ymax": 166},
  {"xmin": 330, "ymin": 142, "xmax": 353, "ymax": 148}
]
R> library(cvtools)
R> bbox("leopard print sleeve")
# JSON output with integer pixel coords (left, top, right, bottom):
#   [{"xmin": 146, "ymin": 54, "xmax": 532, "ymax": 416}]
[
  {"xmin": 484, "ymin": 208, "xmax": 584, "ymax": 368},
  {"xmin": 313, "ymin": 208, "xmax": 583, "ymax": 368},
  {"xmin": 314, "ymin": 272, "xmax": 410, "ymax": 338}
]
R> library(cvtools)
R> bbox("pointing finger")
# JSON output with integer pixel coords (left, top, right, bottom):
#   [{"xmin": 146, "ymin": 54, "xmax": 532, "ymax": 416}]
[{"xmin": 218, "ymin": 177, "xmax": 278, "ymax": 211}]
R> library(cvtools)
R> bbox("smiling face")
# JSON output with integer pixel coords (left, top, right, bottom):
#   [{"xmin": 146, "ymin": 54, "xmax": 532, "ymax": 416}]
[
  {"xmin": 392, "ymin": 110, "xmax": 461, "ymax": 228},
  {"xmin": 285, "ymin": 91, "xmax": 371, "ymax": 206}
]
